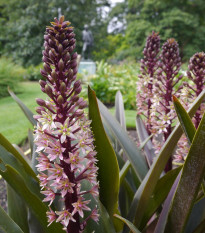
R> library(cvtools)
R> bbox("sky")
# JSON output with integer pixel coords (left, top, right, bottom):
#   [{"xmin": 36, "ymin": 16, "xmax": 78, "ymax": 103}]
[{"xmin": 110, "ymin": 0, "xmax": 124, "ymax": 7}]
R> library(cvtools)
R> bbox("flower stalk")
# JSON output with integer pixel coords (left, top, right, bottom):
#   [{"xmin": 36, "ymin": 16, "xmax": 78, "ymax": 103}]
[
  {"xmin": 136, "ymin": 31, "xmax": 160, "ymax": 135},
  {"xmin": 34, "ymin": 16, "xmax": 99, "ymax": 233},
  {"xmin": 151, "ymin": 38, "xmax": 183, "ymax": 171},
  {"xmin": 186, "ymin": 52, "xmax": 205, "ymax": 128}
]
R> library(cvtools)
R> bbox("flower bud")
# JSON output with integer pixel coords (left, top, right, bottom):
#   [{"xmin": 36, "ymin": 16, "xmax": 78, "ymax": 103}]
[
  {"xmin": 43, "ymin": 63, "xmax": 52, "ymax": 73},
  {"xmin": 74, "ymin": 109, "xmax": 84, "ymax": 117},
  {"xmin": 73, "ymin": 80, "xmax": 81, "ymax": 89},
  {"xmin": 62, "ymin": 39, "xmax": 69, "ymax": 47},
  {"xmin": 40, "ymin": 69, "xmax": 48, "ymax": 78},
  {"xmin": 49, "ymin": 50, "xmax": 55, "ymax": 61},
  {"xmin": 48, "ymin": 39, "xmax": 55, "ymax": 47},
  {"xmin": 44, "ymin": 35, "xmax": 49, "ymax": 41},
  {"xmin": 64, "ymin": 52, "xmax": 70, "ymax": 63},
  {"xmin": 69, "ymin": 39, "xmax": 75, "ymax": 46},
  {"xmin": 60, "ymin": 33, "xmax": 66, "ymax": 40},
  {"xmin": 67, "ymin": 32, "xmax": 75, "ymax": 40},
  {"xmin": 45, "ymin": 85, "xmax": 53, "ymax": 97},
  {"xmin": 36, "ymin": 98, "xmax": 46, "ymax": 106},
  {"xmin": 42, "ymin": 50, "xmax": 48, "ymax": 58},
  {"xmin": 36, "ymin": 106, "xmax": 45, "ymax": 114},
  {"xmin": 57, "ymin": 95, "xmax": 64, "ymax": 104},
  {"xmin": 70, "ymin": 60, "xmax": 77, "ymax": 69},
  {"xmin": 73, "ymin": 67, "xmax": 78, "ymax": 75},
  {"xmin": 70, "ymin": 95, "xmax": 79, "ymax": 103},
  {"xmin": 58, "ymin": 44, "xmax": 63, "ymax": 54},
  {"xmin": 42, "ymin": 56, "xmax": 50, "ymax": 63},
  {"xmin": 58, "ymin": 59, "xmax": 64, "ymax": 72},
  {"xmin": 78, "ymin": 100, "xmax": 87, "ymax": 109},
  {"xmin": 67, "ymin": 69, "xmax": 73, "ymax": 79},
  {"xmin": 40, "ymin": 87, "xmax": 45, "ymax": 93},
  {"xmin": 39, "ymin": 80, "xmax": 46, "ymax": 88},
  {"xmin": 74, "ymin": 86, "xmax": 82, "ymax": 95},
  {"xmin": 51, "ymin": 70, "xmax": 58, "ymax": 81},
  {"xmin": 59, "ymin": 15, "xmax": 64, "ymax": 24},
  {"xmin": 72, "ymin": 52, "xmax": 78, "ymax": 60},
  {"xmin": 60, "ymin": 82, "xmax": 66, "ymax": 93}
]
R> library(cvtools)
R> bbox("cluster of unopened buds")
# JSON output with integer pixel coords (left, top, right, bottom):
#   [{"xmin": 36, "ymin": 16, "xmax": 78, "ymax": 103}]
[{"xmin": 34, "ymin": 16, "xmax": 99, "ymax": 233}]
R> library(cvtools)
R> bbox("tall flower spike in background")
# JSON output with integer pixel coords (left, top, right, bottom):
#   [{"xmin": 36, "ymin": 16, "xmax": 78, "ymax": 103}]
[
  {"xmin": 186, "ymin": 52, "xmax": 205, "ymax": 128},
  {"xmin": 34, "ymin": 16, "xmax": 99, "ymax": 233},
  {"xmin": 173, "ymin": 52, "xmax": 205, "ymax": 164},
  {"xmin": 136, "ymin": 31, "xmax": 160, "ymax": 135},
  {"xmin": 151, "ymin": 38, "xmax": 183, "ymax": 171}
]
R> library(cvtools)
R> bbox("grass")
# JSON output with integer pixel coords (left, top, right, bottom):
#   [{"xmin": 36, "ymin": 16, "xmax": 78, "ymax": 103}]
[
  {"xmin": 109, "ymin": 109, "xmax": 136, "ymax": 129},
  {"xmin": 0, "ymin": 82, "xmax": 45, "ymax": 145},
  {"xmin": 0, "ymin": 82, "xmax": 136, "ymax": 145}
]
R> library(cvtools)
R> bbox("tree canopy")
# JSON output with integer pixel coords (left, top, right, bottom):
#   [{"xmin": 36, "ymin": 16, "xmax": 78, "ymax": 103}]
[
  {"xmin": 108, "ymin": 0, "xmax": 205, "ymax": 61},
  {"xmin": 0, "ymin": 0, "xmax": 205, "ymax": 64},
  {"xmin": 0, "ymin": 0, "xmax": 109, "ymax": 65}
]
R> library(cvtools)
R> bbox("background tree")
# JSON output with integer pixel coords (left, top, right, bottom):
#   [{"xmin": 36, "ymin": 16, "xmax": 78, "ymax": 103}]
[
  {"xmin": 108, "ymin": 0, "xmax": 205, "ymax": 61},
  {"xmin": 0, "ymin": 0, "xmax": 109, "ymax": 66}
]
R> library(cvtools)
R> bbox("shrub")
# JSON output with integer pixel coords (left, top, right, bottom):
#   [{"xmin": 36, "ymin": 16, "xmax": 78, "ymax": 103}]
[
  {"xmin": 0, "ymin": 57, "xmax": 26, "ymax": 98},
  {"xmin": 25, "ymin": 64, "xmax": 43, "ymax": 81},
  {"xmin": 90, "ymin": 60, "xmax": 139, "ymax": 109}
]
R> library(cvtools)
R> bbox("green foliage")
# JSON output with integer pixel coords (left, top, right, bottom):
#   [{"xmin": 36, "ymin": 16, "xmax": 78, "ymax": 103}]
[
  {"xmin": 0, "ymin": 57, "xmax": 26, "ymax": 98},
  {"xmin": 109, "ymin": 0, "xmax": 205, "ymax": 61},
  {"xmin": 25, "ymin": 64, "xmax": 43, "ymax": 81},
  {"xmin": 90, "ymin": 61, "xmax": 139, "ymax": 109},
  {"xmin": 88, "ymin": 86, "xmax": 120, "ymax": 230},
  {"xmin": 0, "ymin": 0, "xmax": 109, "ymax": 66},
  {"xmin": 1, "ymin": 77, "xmax": 205, "ymax": 233},
  {"xmin": 93, "ymin": 34, "xmax": 129, "ymax": 61}
]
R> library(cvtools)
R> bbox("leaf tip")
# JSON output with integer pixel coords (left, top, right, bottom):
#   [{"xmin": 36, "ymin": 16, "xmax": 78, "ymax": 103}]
[{"xmin": 172, "ymin": 95, "xmax": 178, "ymax": 102}]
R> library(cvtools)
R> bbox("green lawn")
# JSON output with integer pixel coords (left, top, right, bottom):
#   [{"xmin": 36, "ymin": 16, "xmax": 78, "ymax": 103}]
[
  {"xmin": 0, "ymin": 82, "xmax": 46, "ymax": 144},
  {"xmin": 0, "ymin": 82, "xmax": 136, "ymax": 145},
  {"xmin": 109, "ymin": 109, "xmax": 136, "ymax": 129}
]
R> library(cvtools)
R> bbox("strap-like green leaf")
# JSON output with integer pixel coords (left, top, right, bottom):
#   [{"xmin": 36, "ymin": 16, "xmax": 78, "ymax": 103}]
[
  {"xmin": 120, "ymin": 160, "xmax": 131, "ymax": 185},
  {"xmin": 136, "ymin": 115, "xmax": 155, "ymax": 167},
  {"xmin": 88, "ymin": 86, "xmax": 120, "ymax": 219},
  {"xmin": 164, "ymin": 111, "xmax": 205, "ymax": 233},
  {"xmin": 153, "ymin": 172, "xmax": 181, "ymax": 233},
  {"xmin": 185, "ymin": 197, "xmax": 205, "ymax": 233},
  {"xmin": 97, "ymin": 99, "xmax": 148, "ymax": 182},
  {"xmin": 28, "ymin": 130, "xmax": 38, "ymax": 175},
  {"xmin": 0, "ymin": 145, "xmax": 40, "ymax": 198},
  {"xmin": 0, "ymin": 165, "xmax": 64, "ymax": 233},
  {"xmin": 115, "ymin": 90, "xmax": 126, "ymax": 154},
  {"xmin": 141, "ymin": 167, "xmax": 181, "ymax": 230},
  {"xmin": 0, "ymin": 133, "xmax": 37, "ymax": 180},
  {"xmin": 173, "ymin": 95, "xmax": 196, "ymax": 144},
  {"xmin": 115, "ymin": 90, "xmax": 126, "ymax": 130},
  {"xmin": 0, "ymin": 204, "xmax": 24, "ymax": 233},
  {"xmin": 124, "ymin": 89, "xmax": 205, "ymax": 232},
  {"xmin": 8, "ymin": 88, "xmax": 37, "ymax": 126},
  {"xmin": 153, "ymin": 96, "xmax": 196, "ymax": 233},
  {"xmin": 114, "ymin": 214, "xmax": 141, "ymax": 233},
  {"xmin": 192, "ymin": 219, "xmax": 205, "ymax": 233},
  {"xmin": 7, "ymin": 184, "xmax": 29, "ymax": 233}
]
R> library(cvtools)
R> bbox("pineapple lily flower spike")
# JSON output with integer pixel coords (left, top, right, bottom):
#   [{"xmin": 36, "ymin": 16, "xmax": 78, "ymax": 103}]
[{"xmin": 34, "ymin": 16, "xmax": 99, "ymax": 233}]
